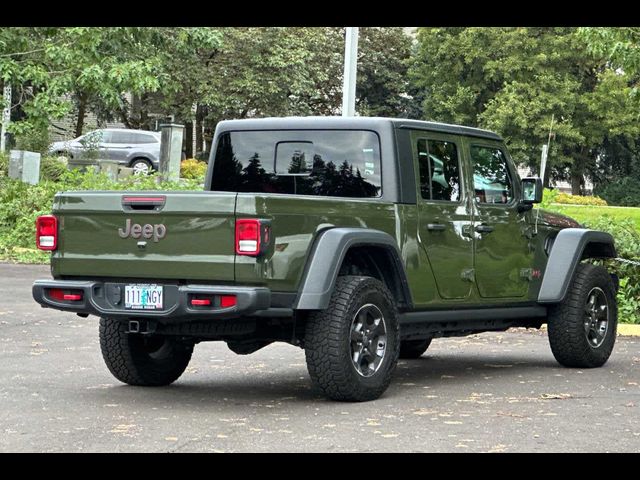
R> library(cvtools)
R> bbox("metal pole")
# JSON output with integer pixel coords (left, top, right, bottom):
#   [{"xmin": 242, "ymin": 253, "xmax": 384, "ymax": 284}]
[
  {"xmin": 342, "ymin": 27, "xmax": 359, "ymax": 117},
  {"xmin": 1, "ymin": 85, "xmax": 11, "ymax": 152},
  {"xmin": 539, "ymin": 114, "xmax": 554, "ymax": 186}
]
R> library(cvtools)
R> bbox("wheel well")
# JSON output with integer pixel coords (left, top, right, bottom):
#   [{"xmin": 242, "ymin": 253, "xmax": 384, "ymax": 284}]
[
  {"xmin": 581, "ymin": 241, "xmax": 616, "ymax": 260},
  {"xmin": 129, "ymin": 157, "xmax": 152, "ymax": 166},
  {"xmin": 338, "ymin": 246, "xmax": 410, "ymax": 309}
]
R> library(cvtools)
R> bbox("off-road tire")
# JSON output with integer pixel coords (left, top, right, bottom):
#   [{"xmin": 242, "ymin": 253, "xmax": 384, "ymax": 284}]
[
  {"xmin": 99, "ymin": 317, "xmax": 193, "ymax": 386},
  {"xmin": 399, "ymin": 338, "xmax": 432, "ymax": 359},
  {"xmin": 547, "ymin": 263, "xmax": 617, "ymax": 368},
  {"xmin": 304, "ymin": 276, "xmax": 400, "ymax": 402}
]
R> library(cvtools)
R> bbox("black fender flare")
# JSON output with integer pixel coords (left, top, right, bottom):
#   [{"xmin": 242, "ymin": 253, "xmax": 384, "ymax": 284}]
[
  {"xmin": 293, "ymin": 228, "xmax": 412, "ymax": 310},
  {"xmin": 538, "ymin": 228, "xmax": 616, "ymax": 303}
]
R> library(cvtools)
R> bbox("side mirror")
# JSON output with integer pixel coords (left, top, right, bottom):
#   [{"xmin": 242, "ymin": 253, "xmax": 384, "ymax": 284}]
[{"xmin": 521, "ymin": 177, "xmax": 543, "ymax": 204}]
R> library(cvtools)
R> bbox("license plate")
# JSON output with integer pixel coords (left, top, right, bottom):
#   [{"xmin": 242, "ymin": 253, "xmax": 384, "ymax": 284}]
[{"xmin": 125, "ymin": 284, "xmax": 163, "ymax": 310}]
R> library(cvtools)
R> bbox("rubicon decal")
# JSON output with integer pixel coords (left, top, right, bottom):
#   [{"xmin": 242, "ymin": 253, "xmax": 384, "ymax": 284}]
[{"xmin": 118, "ymin": 219, "xmax": 167, "ymax": 242}]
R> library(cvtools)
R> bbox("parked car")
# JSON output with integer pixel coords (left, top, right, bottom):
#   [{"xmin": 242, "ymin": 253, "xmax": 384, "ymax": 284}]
[{"xmin": 48, "ymin": 128, "xmax": 161, "ymax": 174}]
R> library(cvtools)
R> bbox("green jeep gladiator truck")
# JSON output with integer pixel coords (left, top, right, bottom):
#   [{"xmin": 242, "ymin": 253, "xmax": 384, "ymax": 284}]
[{"xmin": 32, "ymin": 117, "xmax": 618, "ymax": 402}]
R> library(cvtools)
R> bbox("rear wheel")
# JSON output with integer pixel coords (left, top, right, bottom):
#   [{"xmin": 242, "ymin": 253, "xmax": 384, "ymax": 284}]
[
  {"xmin": 547, "ymin": 263, "xmax": 617, "ymax": 368},
  {"xmin": 130, "ymin": 158, "xmax": 153, "ymax": 175},
  {"xmin": 99, "ymin": 318, "xmax": 193, "ymax": 386},
  {"xmin": 304, "ymin": 276, "xmax": 400, "ymax": 402},
  {"xmin": 399, "ymin": 338, "xmax": 432, "ymax": 359}
]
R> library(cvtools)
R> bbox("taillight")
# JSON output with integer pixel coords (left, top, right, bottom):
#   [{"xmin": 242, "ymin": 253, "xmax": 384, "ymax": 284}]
[
  {"xmin": 48, "ymin": 288, "xmax": 83, "ymax": 302},
  {"xmin": 191, "ymin": 298, "xmax": 211, "ymax": 306},
  {"xmin": 235, "ymin": 219, "xmax": 261, "ymax": 256},
  {"xmin": 189, "ymin": 295, "xmax": 237, "ymax": 309},
  {"xmin": 36, "ymin": 215, "xmax": 58, "ymax": 251}
]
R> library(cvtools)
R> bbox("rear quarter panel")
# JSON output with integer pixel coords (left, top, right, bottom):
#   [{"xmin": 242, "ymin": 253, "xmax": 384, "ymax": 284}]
[{"xmin": 234, "ymin": 194, "xmax": 437, "ymax": 304}]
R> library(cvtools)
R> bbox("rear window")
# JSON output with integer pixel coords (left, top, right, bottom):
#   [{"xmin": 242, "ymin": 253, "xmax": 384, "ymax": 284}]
[{"xmin": 210, "ymin": 130, "xmax": 382, "ymax": 197}]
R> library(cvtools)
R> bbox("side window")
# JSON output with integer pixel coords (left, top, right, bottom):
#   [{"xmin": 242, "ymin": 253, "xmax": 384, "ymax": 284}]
[
  {"xmin": 129, "ymin": 133, "xmax": 158, "ymax": 144},
  {"xmin": 80, "ymin": 130, "xmax": 107, "ymax": 146},
  {"xmin": 110, "ymin": 131, "xmax": 131, "ymax": 144},
  {"xmin": 471, "ymin": 146, "xmax": 513, "ymax": 204},
  {"xmin": 417, "ymin": 139, "xmax": 461, "ymax": 202}
]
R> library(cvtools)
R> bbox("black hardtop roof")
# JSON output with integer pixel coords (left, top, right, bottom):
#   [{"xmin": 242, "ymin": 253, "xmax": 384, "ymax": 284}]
[{"xmin": 215, "ymin": 116, "xmax": 502, "ymax": 141}]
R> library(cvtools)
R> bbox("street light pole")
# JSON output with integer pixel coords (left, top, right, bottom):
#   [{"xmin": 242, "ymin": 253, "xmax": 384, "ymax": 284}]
[{"xmin": 342, "ymin": 27, "xmax": 359, "ymax": 117}]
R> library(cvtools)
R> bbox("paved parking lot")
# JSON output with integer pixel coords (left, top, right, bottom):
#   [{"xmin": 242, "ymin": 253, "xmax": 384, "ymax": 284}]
[{"xmin": 1, "ymin": 263, "xmax": 639, "ymax": 452}]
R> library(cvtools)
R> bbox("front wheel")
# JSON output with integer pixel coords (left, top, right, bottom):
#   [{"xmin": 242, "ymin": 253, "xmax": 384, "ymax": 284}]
[
  {"xmin": 99, "ymin": 318, "xmax": 193, "ymax": 386},
  {"xmin": 304, "ymin": 276, "xmax": 400, "ymax": 402},
  {"xmin": 547, "ymin": 263, "xmax": 617, "ymax": 368}
]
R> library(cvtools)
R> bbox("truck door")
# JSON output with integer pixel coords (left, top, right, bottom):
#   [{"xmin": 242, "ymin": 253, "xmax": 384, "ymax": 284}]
[
  {"xmin": 469, "ymin": 142, "xmax": 533, "ymax": 298},
  {"xmin": 412, "ymin": 132, "xmax": 474, "ymax": 299}
]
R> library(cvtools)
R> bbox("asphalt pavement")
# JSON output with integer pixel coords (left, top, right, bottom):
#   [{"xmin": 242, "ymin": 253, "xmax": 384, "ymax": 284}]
[{"xmin": 1, "ymin": 263, "xmax": 639, "ymax": 452}]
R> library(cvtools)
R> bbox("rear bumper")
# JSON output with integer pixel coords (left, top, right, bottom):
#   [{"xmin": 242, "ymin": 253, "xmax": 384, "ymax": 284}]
[{"xmin": 32, "ymin": 279, "xmax": 271, "ymax": 322}]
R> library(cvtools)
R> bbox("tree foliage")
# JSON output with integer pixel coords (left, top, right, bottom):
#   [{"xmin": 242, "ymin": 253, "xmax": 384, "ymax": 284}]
[
  {"xmin": 580, "ymin": 27, "xmax": 640, "ymax": 89},
  {"xmin": 1, "ymin": 27, "xmax": 411, "ymax": 155},
  {"xmin": 409, "ymin": 27, "xmax": 640, "ymax": 193},
  {"xmin": 0, "ymin": 27, "xmax": 222, "ymax": 140}
]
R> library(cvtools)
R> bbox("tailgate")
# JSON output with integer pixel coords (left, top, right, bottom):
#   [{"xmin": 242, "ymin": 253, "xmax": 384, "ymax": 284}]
[{"xmin": 51, "ymin": 191, "xmax": 236, "ymax": 282}]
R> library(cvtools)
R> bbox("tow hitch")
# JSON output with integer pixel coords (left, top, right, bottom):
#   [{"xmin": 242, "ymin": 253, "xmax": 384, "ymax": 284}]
[{"xmin": 127, "ymin": 320, "xmax": 157, "ymax": 335}]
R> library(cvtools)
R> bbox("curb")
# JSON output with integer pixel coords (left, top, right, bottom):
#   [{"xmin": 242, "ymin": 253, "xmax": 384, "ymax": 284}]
[
  {"xmin": 539, "ymin": 323, "xmax": 640, "ymax": 337},
  {"xmin": 618, "ymin": 324, "xmax": 640, "ymax": 337}
]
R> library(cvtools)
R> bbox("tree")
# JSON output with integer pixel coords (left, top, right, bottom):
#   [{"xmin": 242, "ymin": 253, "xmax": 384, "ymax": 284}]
[
  {"xmin": 579, "ymin": 27, "xmax": 640, "ymax": 90},
  {"xmin": 356, "ymin": 27, "xmax": 413, "ymax": 117},
  {"xmin": 0, "ymin": 28, "xmax": 165, "ymax": 145},
  {"xmin": 408, "ymin": 27, "xmax": 640, "ymax": 194},
  {"xmin": 0, "ymin": 27, "xmax": 223, "ymax": 147},
  {"xmin": 1, "ymin": 27, "xmax": 413, "ymax": 156},
  {"xmin": 195, "ymin": 27, "xmax": 413, "ymax": 154}
]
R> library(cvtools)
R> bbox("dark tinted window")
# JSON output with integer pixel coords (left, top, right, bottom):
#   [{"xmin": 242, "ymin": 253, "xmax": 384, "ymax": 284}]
[
  {"xmin": 471, "ymin": 146, "xmax": 513, "ymax": 204},
  {"xmin": 211, "ymin": 130, "xmax": 381, "ymax": 197},
  {"xmin": 417, "ymin": 139, "xmax": 461, "ymax": 202}
]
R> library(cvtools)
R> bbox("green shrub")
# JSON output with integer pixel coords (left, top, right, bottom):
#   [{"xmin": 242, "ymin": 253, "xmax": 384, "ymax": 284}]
[
  {"xmin": 595, "ymin": 177, "xmax": 640, "ymax": 207},
  {"xmin": 180, "ymin": 159, "xmax": 208, "ymax": 180},
  {"xmin": 0, "ymin": 151, "xmax": 7, "ymax": 177},
  {"xmin": 540, "ymin": 188, "xmax": 559, "ymax": 209},
  {"xmin": 580, "ymin": 215, "xmax": 640, "ymax": 324},
  {"xmin": 39, "ymin": 156, "xmax": 69, "ymax": 182},
  {"xmin": 0, "ymin": 169, "xmax": 202, "ymax": 263},
  {"xmin": 14, "ymin": 123, "xmax": 51, "ymax": 155},
  {"xmin": 555, "ymin": 191, "xmax": 608, "ymax": 206}
]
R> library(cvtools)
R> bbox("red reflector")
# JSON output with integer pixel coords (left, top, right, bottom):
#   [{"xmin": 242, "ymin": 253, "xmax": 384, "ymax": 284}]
[
  {"xmin": 220, "ymin": 295, "xmax": 237, "ymax": 308},
  {"xmin": 191, "ymin": 298, "xmax": 211, "ymax": 306},
  {"xmin": 235, "ymin": 219, "xmax": 261, "ymax": 256},
  {"xmin": 122, "ymin": 196, "xmax": 166, "ymax": 203},
  {"xmin": 36, "ymin": 215, "xmax": 58, "ymax": 251},
  {"xmin": 48, "ymin": 289, "xmax": 82, "ymax": 302}
]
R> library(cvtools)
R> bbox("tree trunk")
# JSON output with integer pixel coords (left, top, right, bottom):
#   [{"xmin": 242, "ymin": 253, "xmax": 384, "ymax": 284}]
[
  {"xmin": 184, "ymin": 121, "xmax": 193, "ymax": 158},
  {"xmin": 75, "ymin": 92, "xmax": 88, "ymax": 138},
  {"xmin": 570, "ymin": 169, "xmax": 583, "ymax": 195},
  {"xmin": 138, "ymin": 93, "xmax": 150, "ymax": 130},
  {"xmin": 195, "ymin": 104, "xmax": 204, "ymax": 157}
]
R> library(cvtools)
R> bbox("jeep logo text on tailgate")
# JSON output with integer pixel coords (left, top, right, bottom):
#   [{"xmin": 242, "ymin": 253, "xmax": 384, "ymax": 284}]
[{"xmin": 118, "ymin": 219, "xmax": 167, "ymax": 242}]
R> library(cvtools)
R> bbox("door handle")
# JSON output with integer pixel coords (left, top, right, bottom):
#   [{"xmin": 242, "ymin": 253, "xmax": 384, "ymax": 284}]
[
  {"xmin": 475, "ymin": 224, "xmax": 494, "ymax": 234},
  {"xmin": 427, "ymin": 223, "xmax": 446, "ymax": 231}
]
